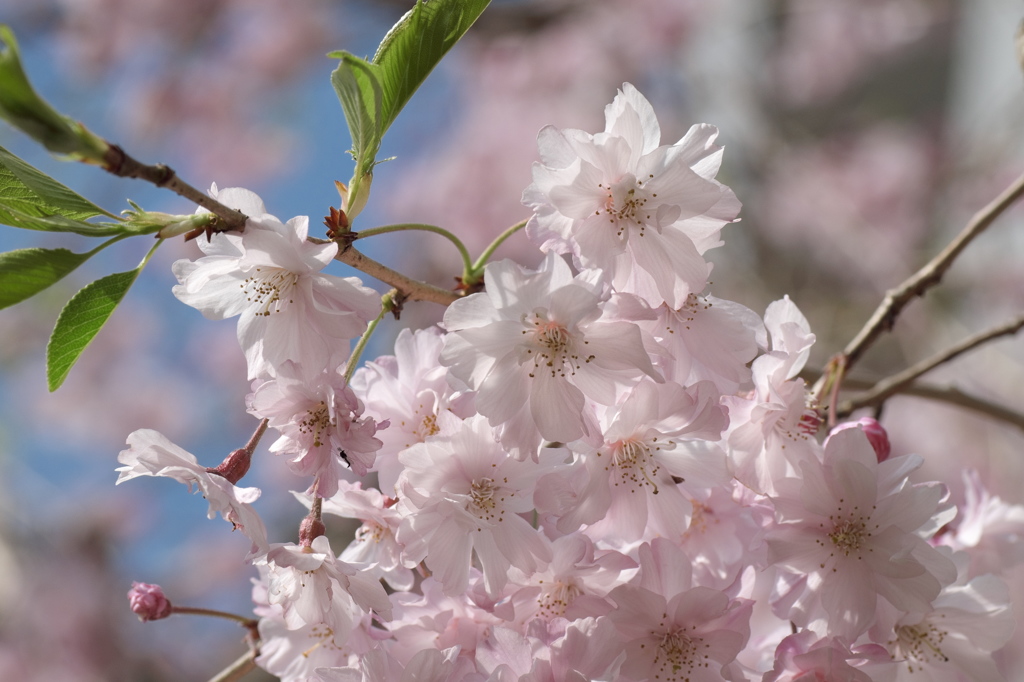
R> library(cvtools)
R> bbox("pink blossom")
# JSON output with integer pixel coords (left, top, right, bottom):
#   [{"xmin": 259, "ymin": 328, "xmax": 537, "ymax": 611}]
[
  {"xmin": 524, "ymin": 83, "xmax": 740, "ymax": 308},
  {"xmin": 763, "ymin": 631, "xmax": 893, "ymax": 682},
  {"xmin": 396, "ymin": 415, "xmax": 559, "ymax": 597},
  {"xmin": 172, "ymin": 186, "xmax": 380, "ymax": 381},
  {"xmin": 765, "ymin": 428, "xmax": 957, "ymax": 638},
  {"xmin": 441, "ymin": 252, "xmax": 660, "ymax": 457},
  {"xmin": 350, "ymin": 326, "xmax": 468, "ymax": 494},
  {"xmin": 115, "ymin": 429, "xmax": 268, "ymax": 560},
  {"xmin": 265, "ymin": 535, "xmax": 392, "ymax": 632},
  {"xmin": 556, "ymin": 379, "xmax": 728, "ymax": 541},
  {"xmin": 248, "ymin": 362, "xmax": 384, "ymax": 497}
]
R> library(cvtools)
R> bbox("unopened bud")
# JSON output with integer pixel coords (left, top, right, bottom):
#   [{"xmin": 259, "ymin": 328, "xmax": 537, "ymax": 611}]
[
  {"xmin": 128, "ymin": 582, "xmax": 172, "ymax": 622},
  {"xmin": 829, "ymin": 417, "xmax": 891, "ymax": 462},
  {"xmin": 206, "ymin": 447, "xmax": 252, "ymax": 485},
  {"xmin": 337, "ymin": 173, "xmax": 372, "ymax": 222}
]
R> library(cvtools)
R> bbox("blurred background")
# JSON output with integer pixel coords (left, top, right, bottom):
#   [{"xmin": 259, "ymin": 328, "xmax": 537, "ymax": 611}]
[{"xmin": 0, "ymin": 0, "xmax": 1023, "ymax": 679}]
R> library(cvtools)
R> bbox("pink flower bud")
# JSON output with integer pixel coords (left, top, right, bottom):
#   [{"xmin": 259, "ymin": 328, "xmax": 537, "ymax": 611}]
[
  {"xmin": 829, "ymin": 417, "xmax": 891, "ymax": 462},
  {"xmin": 128, "ymin": 582, "xmax": 173, "ymax": 622}
]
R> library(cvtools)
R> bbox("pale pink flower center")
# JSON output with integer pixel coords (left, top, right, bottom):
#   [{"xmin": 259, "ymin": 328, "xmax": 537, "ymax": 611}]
[
  {"xmin": 416, "ymin": 413, "xmax": 440, "ymax": 440},
  {"xmin": 608, "ymin": 438, "xmax": 663, "ymax": 494},
  {"xmin": 685, "ymin": 500, "xmax": 713, "ymax": 538},
  {"xmin": 298, "ymin": 401, "xmax": 334, "ymax": 448},
  {"xmin": 469, "ymin": 477, "xmax": 508, "ymax": 524},
  {"xmin": 537, "ymin": 578, "xmax": 582, "ymax": 619},
  {"xmin": 522, "ymin": 315, "xmax": 593, "ymax": 378},
  {"xmin": 663, "ymin": 294, "xmax": 709, "ymax": 335},
  {"xmin": 355, "ymin": 521, "xmax": 388, "ymax": 545},
  {"xmin": 891, "ymin": 622, "xmax": 950, "ymax": 672},
  {"xmin": 652, "ymin": 623, "xmax": 707, "ymax": 681},
  {"xmin": 242, "ymin": 267, "xmax": 299, "ymax": 317},
  {"xmin": 816, "ymin": 503, "xmax": 878, "ymax": 566},
  {"xmin": 595, "ymin": 174, "xmax": 657, "ymax": 237}
]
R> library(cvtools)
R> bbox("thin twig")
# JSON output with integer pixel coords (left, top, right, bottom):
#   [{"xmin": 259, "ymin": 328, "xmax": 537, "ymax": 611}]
[
  {"xmin": 102, "ymin": 144, "xmax": 248, "ymax": 232},
  {"xmin": 840, "ymin": 314, "xmax": 1024, "ymax": 413},
  {"xmin": 329, "ymin": 242, "xmax": 461, "ymax": 306},
  {"xmin": 816, "ymin": 170, "xmax": 1024, "ymax": 395},
  {"xmin": 206, "ymin": 650, "xmax": 257, "ymax": 682},
  {"xmin": 800, "ymin": 369, "xmax": 1024, "ymax": 433}
]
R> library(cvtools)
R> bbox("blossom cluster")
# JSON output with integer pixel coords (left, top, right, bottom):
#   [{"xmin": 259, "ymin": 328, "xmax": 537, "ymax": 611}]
[{"xmin": 117, "ymin": 85, "xmax": 1018, "ymax": 681}]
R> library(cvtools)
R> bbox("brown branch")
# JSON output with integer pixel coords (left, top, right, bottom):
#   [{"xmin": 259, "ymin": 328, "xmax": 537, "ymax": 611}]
[
  {"xmin": 801, "ymin": 370, "xmax": 1024, "ymax": 433},
  {"xmin": 817, "ymin": 170, "xmax": 1024, "ymax": 394},
  {"xmin": 839, "ymin": 314, "xmax": 1024, "ymax": 413},
  {"xmin": 102, "ymin": 144, "xmax": 248, "ymax": 232},
  {"xmin": 328, "ymin": 241, "xmax": 461, "ymax": 307}
]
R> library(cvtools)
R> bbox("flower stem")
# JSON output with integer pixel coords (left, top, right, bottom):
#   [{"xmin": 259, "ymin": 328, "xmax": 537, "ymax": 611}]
[
  {"xmin": 206, "ymin": 650, "xmax": 258, "ymax": 682},
  {"xmin": 466, "ymin": 218, "xmax": 528, "ymax": 285},
  {"xmin": 327, "ymin": 242, "xmax": 460, "ymax": 306},
  {"xmin": 171, "ymin": 605, "xmax": 257, "ymax": 628},
  {"xmin": 344, "ymin": 291, "xmax": 394, "ymax": 382},
  {"xmin": 356, "ymin": 223, "xmax": 474, "ymax": 279}
]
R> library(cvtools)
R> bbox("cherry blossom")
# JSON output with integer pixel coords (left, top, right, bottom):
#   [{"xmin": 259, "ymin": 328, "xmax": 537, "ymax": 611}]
[
  {"xmin": 315, "ymin": 481, "xmax": 413, "ymax": 591},
  {"xmin": 441, "ymin": 252, "xmax": 660, "ymax": 457},
  {"xmin": 556, "ymin": 378, "xmax": 729, "ymax": 541},
  {"xmin": 350, "ymin": 326, "xmax": 468, "ymax": 494},
  {"xmin": 265, "ymin": 535, "xmax": 392, "ymax": 632},
  {"xmin": 248, "ymin": 361, "xmax": 385, "ymax": 498},
  {"xmin": 172, "ymin": 186, "xmax": 380, "ymax": 380},
  {"xmin": 765, "ymin": 428, "xmax": 957, "ymax": 639},
  {"xmin": 762, "ymin": 632, "xmax": 893, "ymax": 682},
  {"xmin": 524, "ymin": 83, "xmax": 741, "ymax": 308},
  {"xmin": 115, "ymin": 428, "xmax": 268, "ymax": 559},
  {"xmin": 396, "ymin": 415, "xmax": 560, "ymax": 597}
]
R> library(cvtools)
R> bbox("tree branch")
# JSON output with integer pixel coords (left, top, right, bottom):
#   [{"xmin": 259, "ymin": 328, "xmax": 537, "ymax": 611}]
[
  {"xmin": 816, "ymin": 169, "xmax": 1024, "ymax": 394},
  {"xmin": 328, "ymin": 242, "xmax": 461, "ymax": 307},
  {"xmin": 102, "ymin": 144, "xmax": 248, "ymax": 232},
  {"xmin": 839, "ymin": 314, "xmax": 1024, "ymax": 413},
  {"xmin": 801, "ymin": 369, "xmax": 1024, "ymax": 433}
]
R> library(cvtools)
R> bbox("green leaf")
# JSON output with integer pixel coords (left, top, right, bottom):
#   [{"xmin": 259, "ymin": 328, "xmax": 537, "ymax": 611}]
[
  {"xmin": 0, "ymin": 26, "xmax": 109, "ymax": 161},
  {"xmin": 0, "ymin": 144, "xmax": 109, "ymax": 219},
  {"xmin": 330, "ymin": 0, "xmax": 490, "ymax": 192},
  {"xmin": 330, "ymin": 54, "xmax": 384, "ymax": 178},
  {"xmin": 46, "ymin": 241, "xmax": 159, "ymax": 391},
  {"xmin": 371, "ymin": 0, "xmax": 490, "ymax": 135},
  {"xmin": 0, "ymin": 203, "xmax": 124, "ymax": 235},
  {"xmin": 0, "ymin": 247, "xmax": 93, "ymax": 309}
]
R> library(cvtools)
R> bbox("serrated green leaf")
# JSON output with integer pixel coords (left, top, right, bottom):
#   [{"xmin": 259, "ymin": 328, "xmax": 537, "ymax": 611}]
[
  {"xmin": 0, "ymin": 145, "xmax": 109, "ymax": 219},
  {"xmin": 372, "ymin": 0, "xmax": 490, "ymax": 135},
  {"xmin": 0, "ymin": 203, "xmax": 125, "ymax": 235},
  {"xmin": 330, "ymin": 0, "xmax": 490, "ymax": 188},
  {"xmin": 46, "ymin": 241, "xmax": 159, "ymax": 391},
  {"xmin": 0, "ymin": 247, "xmax": 93, "ymax": 309},
  {"xmin": 330, "ymin": 54, "xmax": 384, "ymax": 177}
]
